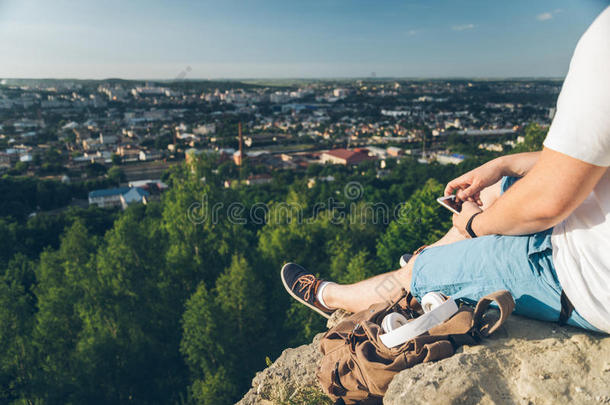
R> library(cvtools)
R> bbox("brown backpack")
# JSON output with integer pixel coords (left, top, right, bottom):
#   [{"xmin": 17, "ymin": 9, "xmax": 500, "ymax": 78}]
[{"xmin": 317, "ymin": 290, "xmax": 515, "ymax": 405}]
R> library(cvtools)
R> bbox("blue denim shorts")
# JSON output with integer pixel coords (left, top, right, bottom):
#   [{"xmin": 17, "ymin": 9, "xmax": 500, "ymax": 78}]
[{"xmin": 411, "ymin": 176, "xmax": 600, "ymax": 332}]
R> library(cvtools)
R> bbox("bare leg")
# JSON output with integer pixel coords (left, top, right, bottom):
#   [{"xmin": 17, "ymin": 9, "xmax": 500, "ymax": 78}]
[
  {"xmin": 323, "ymin": 180, "xmax": 503, "ymax": 313},
  {"xmin": 324, "ymin": 263, "xmax": 413, "ymax": 313},
  {"xmin": 323, "ymin": 233, "xmax": 456, "ymax": 313}
]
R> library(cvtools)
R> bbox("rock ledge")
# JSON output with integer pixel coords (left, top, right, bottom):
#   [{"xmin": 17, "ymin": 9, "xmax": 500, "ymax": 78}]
[{"xmin": 239, "ymin": 313, "xmax": 610, "ymax": 405}]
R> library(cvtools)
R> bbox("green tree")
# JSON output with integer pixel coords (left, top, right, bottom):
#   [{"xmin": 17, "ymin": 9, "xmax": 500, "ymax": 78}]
[
  {"xmin": 85, "ymin": 162, "xmax": 107, "ymax": 178},
  {"xmin": 337, "ymin": 250, "xmax": 377, "ymax": 284},
  {"xmin": 162, "ymin": 160, "xmax": 253, "ymax": 291},
  {"xmin": 181, "ymin": 283, "xmax": 238, "ymax": 405},
  {"xmin": 512, "ymin": 122, "xmax": 546, "ymax": 153},
  {"xmin": 74, "ymin": 204, "xmax": 183, "ymax": 404},
  {"xmin": 376, "ymin": 179, "xmax": 452, "ymax": 270},
  {"xmin": 0, "ymin": 269, "xmax": 36, "ymax": 402},
  {"xmin": 107, "ymin": 166, "xmax": 125, "ymax": 185},
  {"xmin": 189, "ymin": 368, "xmax": 239, "ymax": 405},
  {"xmin": 214, "ymin": 255, "xmax": 268, "ymax": 384},
  {"xmin": 33, "ymin": 220, "xmax": 98, "ymax": 402},
  {"xmin": 181, "ymin": 255, "xmax": 270, "ymax": 404}
]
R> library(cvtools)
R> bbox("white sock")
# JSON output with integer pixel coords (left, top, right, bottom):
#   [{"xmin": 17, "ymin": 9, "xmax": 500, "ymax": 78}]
[{"xmin": 316, "ymin": 281, "xmax": 335, "ymax": 310}]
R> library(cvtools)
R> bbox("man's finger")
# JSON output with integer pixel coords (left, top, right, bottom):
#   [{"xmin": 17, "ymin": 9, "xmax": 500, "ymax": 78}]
[
  {"xmin": 456, "ymin": 189, "xmax": 469, "ymax": 201},
  {"xmin": 460, "ymin": 183, "xmax": 481, "ymax": 200},
  {"xmin": 444, "ymin": 181, "xmax": 458, "ymax": 196},
  {"xmin": 445, "ymin": 176, "xmax": 470, "ymax": 196}
]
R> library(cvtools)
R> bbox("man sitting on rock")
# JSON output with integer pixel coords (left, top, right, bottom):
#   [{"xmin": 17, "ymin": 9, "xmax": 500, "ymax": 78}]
[{"xmin": 282, "ymin": 6, "xmax": 610, "ymax": 335}]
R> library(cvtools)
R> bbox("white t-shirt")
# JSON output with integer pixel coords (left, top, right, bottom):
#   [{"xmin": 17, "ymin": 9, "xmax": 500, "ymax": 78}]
[{"xmin": 543, "ymin": 6, "xmax": 610, "ymax": 333}]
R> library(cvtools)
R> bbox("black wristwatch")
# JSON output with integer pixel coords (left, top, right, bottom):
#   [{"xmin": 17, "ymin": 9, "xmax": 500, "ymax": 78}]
[{"xmin": 465, "ymin": 212, "xmax": 482, "ymax": 238}]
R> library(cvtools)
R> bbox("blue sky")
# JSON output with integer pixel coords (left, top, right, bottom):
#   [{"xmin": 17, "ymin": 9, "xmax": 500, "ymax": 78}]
[{"xmin": 0, "ymin": 0, "xmax": 608, "ymax": 79}]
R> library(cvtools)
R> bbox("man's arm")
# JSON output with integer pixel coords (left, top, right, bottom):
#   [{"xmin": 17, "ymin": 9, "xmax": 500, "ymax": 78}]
[
  {"xmin": 454, "ymin": 147, "xmax": 607, "ymax": 236},
  {"xmin": 445, "ymin": 152, "xmax": 540, "ymax": 205},
  {"xmin": 497, "ymin": 151, "xmax": 542, "ymax": 177}
]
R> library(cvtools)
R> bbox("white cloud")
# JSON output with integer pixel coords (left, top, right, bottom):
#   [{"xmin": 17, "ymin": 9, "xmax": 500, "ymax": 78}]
[
  {"xmin": 407, "ymin": 29, "xmax": 418, "ymax": 36},
  {"xmin": 537, "ymin": 12, "xmax": 553, "ymax": 21},
  {"xmin": 537, "ymin": 9, "xmax": 563, "ymax": 22},
  {"xmin": 452, "ymin": 24, "xmax": 474, "ymax": 31}
]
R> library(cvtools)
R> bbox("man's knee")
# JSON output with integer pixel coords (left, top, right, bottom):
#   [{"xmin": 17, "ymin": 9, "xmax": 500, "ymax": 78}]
[{"xmin": 396, "ymin": 262, "xmax": 414, "ymax": 288}]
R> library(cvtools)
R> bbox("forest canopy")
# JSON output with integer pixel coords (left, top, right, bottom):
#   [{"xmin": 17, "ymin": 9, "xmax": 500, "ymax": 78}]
[{"xmin": 0, "ymin": 128, "xmax": 548, "ymax": 404}]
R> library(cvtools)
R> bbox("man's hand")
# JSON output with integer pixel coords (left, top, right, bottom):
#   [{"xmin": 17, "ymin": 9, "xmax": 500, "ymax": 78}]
[
  {"xmin": 452, "ymin": 201, "xmax": 483, "ymax": 238},
  {"xmin": 444, "ymin": 160, "xmax": 504, "ymax": 205},
  {"xmin": 444, "ymin": 153, "xmax": 541, "ymax": 205},
  {"xmin": 461, "ymin": 148, "xmax": 606, "ymax": 237}
]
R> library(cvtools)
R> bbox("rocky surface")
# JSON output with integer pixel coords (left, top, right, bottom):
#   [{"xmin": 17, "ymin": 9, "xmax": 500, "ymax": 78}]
[
  {"xmin": 236, "ymin": 310, "xmax": 348, "ymax": 405},
  {"xmin": 384, "ymin": 316, "xmax": 610, "ymax": 405},
  {"xmin": 238, "ymin": 312, "xmax": 610, "ymax": 405},
  {"xmin": 236, "ymin": 333, "xmax": 325, "ymax": 405}
]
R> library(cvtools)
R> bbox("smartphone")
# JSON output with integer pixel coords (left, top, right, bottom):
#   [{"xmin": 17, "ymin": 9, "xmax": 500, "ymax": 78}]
[{"xmin": 437, "ymin": 195, "xmax": 462, "ymax": 214}]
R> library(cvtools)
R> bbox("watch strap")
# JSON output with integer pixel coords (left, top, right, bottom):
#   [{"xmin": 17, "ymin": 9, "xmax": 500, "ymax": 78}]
[{"xmin": 466, "ymin": 212, "xmax": 482, "ymax": 238}]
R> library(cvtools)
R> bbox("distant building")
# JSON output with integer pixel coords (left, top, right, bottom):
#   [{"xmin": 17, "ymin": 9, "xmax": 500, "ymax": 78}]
[
  {"xmin": 19, "ymin": 154, "xmax": 33, "ymax": 163},
  {"xmin": 88, "ymin": 186, "xmax": 151, "ymax": 209},
  {"xmin": 245, "ymin": 174, "xmax": 273, "ymax": 186},
  {"xmin": 270, "ymin": 92, "xmax": 290, "ymax": 104},
  {"xmin": 479, "ymin": 143, "xmax": 504, "ymax": 152},
  {"xmin": 457, "ymin": 129, "xmax": 516, "ymax": 137},
  {"xmin": 381, "ymin": 109, "xmax": 409, "ymax": 117},
  {"xmin": 233, "ymin": 150, "xmax": 244, "ymax": 166},
  {"xmin": 139, "ymin": 150, "xmax": 163, "ymax": 161},
  {"xmin": 62, "ymin": 121, "xmax": 79, "ymax": 130},
  {"xmin": 128, "ymin": 179, "xmax": 168, "ymax": 195},
  {"xmin": 131, "ymin": 85, "xmax": 169, "ymax": 97},
  {"xmin": 320, "ymin": 148, "xmax": 374, "ymax": 166},
  {"xmin": 0, "ymin": 153, "xmax": 11, "ymax": 170},
  {"xmin": 120, "ymin": 187, "xmax": 150, "ymax": 209},
  {"xmin": 366, "ymin": 146, "xmax": 388, "ymax": 159},
  {"xmin": 232, "ymin": 150, "xmax": 269, "ymax": 166},
  {"xmin": 333, "ymin": 88, "xmax": 349, "ymax": 98},
  {"xmin": 82, "ymin": 137, "xmax": 102, "ymax": 151},
  {"xmin": 386, "ymin": 147, "xmax": 403, "ymax": 157},
  {"xmin": 435, "ymin": 153, "xmax": 466, "ymax": 165},
  {"xmin": 99, "ymin": 134, "xmax": 118, "ymax": 145},
  {"xmin": 116, "ymin": 146, "xmax": 141, "ymax": 163},
  {"xmin": 193, "ymin": 123, "xmax": 216, "ymax": 136},
  {"xmin": 88, "ymin": 187, "xmax": 131, "ymax": 208},
  {"xmin": 72, "ymin": 150, "xmax": 111, "ymax": 166}
]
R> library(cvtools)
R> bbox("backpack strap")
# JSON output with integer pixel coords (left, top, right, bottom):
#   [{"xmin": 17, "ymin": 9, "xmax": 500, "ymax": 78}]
[{"xmin": 473, "ymin": 290, "xmax": 515, "ymax": 337}]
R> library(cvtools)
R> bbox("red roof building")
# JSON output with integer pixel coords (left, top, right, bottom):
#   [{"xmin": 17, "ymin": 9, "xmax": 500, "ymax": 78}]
[{"xmin": 320, "ymin": 148, "xmax": 374, "ymax": 166}]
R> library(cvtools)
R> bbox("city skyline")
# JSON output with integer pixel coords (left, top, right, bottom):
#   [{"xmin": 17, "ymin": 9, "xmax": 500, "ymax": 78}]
[{"xmin": 0, "ymin": 0, "xmax": 608, "ymax": 79}]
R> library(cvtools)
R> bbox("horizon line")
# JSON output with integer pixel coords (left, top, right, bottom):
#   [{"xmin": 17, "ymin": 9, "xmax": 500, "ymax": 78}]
[{"xmin": 0, "ymin": 76, "xmax": 566, "ymax": 82}]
